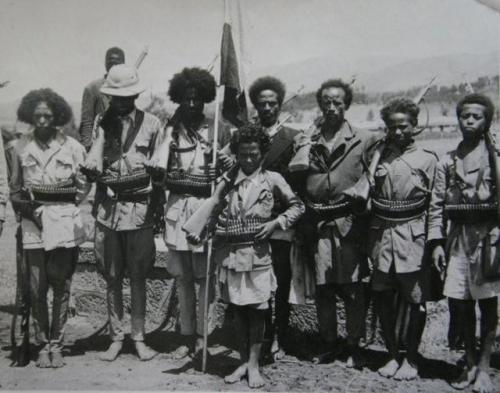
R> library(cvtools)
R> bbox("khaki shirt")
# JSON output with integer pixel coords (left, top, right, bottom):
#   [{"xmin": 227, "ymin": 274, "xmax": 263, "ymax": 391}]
[
  {"xmin": 368, "ymin": 142, "xmax": 437, "ymax": 273},
  {"xmin": 427, "ymin": 139, "xmax": 498, "ymax": 271},
  {"xmin": 94, "ymin": 110, "xmax": 162, "ymax": 231},
  {"xmin": 10, "ymin": 130, "xmax": 88, "ymax": 249},
  {"xmin": 164, "ymin": 120, "xmax": 230, "ymax": 252},
  {"xmin": 214, "ymin": 168, "xmax": 305, "ymax": 272}
]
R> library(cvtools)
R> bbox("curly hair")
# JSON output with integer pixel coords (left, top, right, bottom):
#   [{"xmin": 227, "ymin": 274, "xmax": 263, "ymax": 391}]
[
  {"xmin": 17, "ymin": 88, "xmax": 73, "ymax": 127},
  {"xmin": 380, "ymin": 97, "xmax": 420, "ymax": 126},
  {"xmin": 168, "ymin": 67, "xmax": 216, "ymax": 104},
  {"xmin": 249, "ymin": 76, "xmax": 286, "ymax": 107},
  {"xmin": 316, "ymin": 79, "xmax": 353, "ymax": 109},
  {"xmin": 456, "ymin": 93, "xmax": 495, "ymax": 131},
  {"xmin": 229, "ymin": 123, "xmax": 271, "ymax": 155}
]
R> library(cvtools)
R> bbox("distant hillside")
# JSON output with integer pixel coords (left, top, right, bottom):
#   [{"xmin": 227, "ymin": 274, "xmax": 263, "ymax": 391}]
[{"xmin": 251, "ymin": 52, "xmax": 499, "ymax": 94}]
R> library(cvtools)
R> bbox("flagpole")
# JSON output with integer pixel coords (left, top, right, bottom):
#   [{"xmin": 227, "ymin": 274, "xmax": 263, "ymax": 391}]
[{"xmin": 201, "ymin": 2, "xmax": 224, "ymax": 373}]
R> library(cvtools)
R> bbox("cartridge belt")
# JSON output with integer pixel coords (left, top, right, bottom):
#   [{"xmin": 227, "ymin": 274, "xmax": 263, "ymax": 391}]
[{"xmin": 372, "ymin": 197, "xmax": 428, "ymax": 221}]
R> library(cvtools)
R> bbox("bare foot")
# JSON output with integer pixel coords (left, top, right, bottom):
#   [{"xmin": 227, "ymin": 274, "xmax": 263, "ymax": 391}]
[
  {"xmin": 247, "ymin": 365, "xmax": 265, "ymax": 389},
  {"xmin": 472, "ymin": 370, "xmax": 495, "ymax": 393},
  {"xmin": 36, "ymin": 351, "xmax": 52, "ymax": 368},
  {"xmin": 50, "ymin": 351, "xmax": 66, "ymax": 368},
  {"xmin": 378, "ymin": 359, "xmax": 400, "ymax": 378},
  {"xmin": 224, "ymin": 363, "xmax": 248, "ymax": 384},
  {"xmin": 99, "ymin": 341, "xmax": 123, "ymax": 362},
  {"xmin": 394, "ymin": 358, "xmax": 418, "ymax": 381},
  {"xmin": 451, "ymin": 366, "xmax": 477, "ymax": 390},
  {"xmin": 135, "ymin": 341, "xmax": 158, "ymax": 361},
  {"xmin": 168, "ymin": 345, "xmax": 191, "ymax": 360}
]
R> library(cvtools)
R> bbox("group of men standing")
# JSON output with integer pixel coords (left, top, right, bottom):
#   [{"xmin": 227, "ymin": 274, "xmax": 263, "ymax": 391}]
[{"xmin": 1, "ymin": 45, "xmax": 498, "ymax": 393}]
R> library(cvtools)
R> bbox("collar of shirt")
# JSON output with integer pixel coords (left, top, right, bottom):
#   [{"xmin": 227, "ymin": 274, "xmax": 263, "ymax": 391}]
[
  {"xmin": 28, "ymin": 128, "xmax": 66, "ymax": 151},
  {"xmin": 312, "ymin": 118, "xmax": 355, "ymax": 143},
  {"xmin": 234, "ymin": 166, "xmax": 263, "ymax": 187},
  {"xmin": 119, "ymin": 108, "xmax": 136, "ymax": 123}
]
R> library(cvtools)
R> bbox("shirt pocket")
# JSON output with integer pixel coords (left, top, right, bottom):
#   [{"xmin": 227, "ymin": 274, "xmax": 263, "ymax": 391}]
[
  {"xmin": 130, "ymin": 137, "xmax": 151, "ymax": 167},
  {"xmin": 54, "ymin": 153, "xmax": 75, "ymax": 181},
  {"xmin": 409, "ymin": 219, "xmax": 426, "ymax": 241},
  {"xmin": 21, "ymin": 155, "xmax": 41, "ymax": 184}
]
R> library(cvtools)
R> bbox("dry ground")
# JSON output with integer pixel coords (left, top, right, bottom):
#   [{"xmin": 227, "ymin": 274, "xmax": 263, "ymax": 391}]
[{"xmin": 1, "ymin": 136, "xmax": 499, "ymax": 392}]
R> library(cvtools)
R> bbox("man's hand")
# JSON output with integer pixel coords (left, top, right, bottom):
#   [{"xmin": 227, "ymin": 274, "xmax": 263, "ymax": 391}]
[
  {"xmin": 255, "ymin": 219, "xmax": 280, "ymax": 241},
  {"xmin": 293, "ymin": 132, "xmax": 312, "ymax": 150},
  {"xmin": 431, "ymin": 244, "xmax": 446, "ymax": 277},
  {"xmin": 80, "ymin": 165, "xmax": 102, "ymax": 182},
  {"xmin": 217, "ymin": 151, "xmax": 234, "ymax": 172},
  {"xmin": 186, "ymin": 232, "xmax": 202, "ymax": 245}
]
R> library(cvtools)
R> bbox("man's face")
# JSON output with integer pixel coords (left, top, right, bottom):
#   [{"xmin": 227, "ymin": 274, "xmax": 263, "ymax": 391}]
[
  {"xmin": 237, "ymin": 142, "xmax": 262, "ymax": 175},
  {"xmin": 109, "ymin": 95, "xmax": 137, "ymax": 116},
  {"xmin": 33, "ymin": 102, "xmax": 54, "ymax": 131},
  {"xmin": 105, "ymin": 53, "xmax": 124, "ymax": 72},
  {"xmin": 319, "ymin": 87, "xmax": 347, "ymax": 127},
  {"xmin": 386, "ymin": 112, "xmax": 414, "ymax": 148},
  {"xmin": 458, "ymin": 104, "xmax": 487, "ymax": 141},
  {"xmin": 180, "ymin": 87, "xmax": 204, "ymax": 121},
  {"xmin": 255, "ymin": 90, "xmax": 280, "ymax": 127}
]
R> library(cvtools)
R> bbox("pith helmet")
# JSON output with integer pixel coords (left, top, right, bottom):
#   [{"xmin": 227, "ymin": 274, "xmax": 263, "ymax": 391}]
[{"xmin": 100, "ymin": 64, "xmax": 145, "ymax": 97}]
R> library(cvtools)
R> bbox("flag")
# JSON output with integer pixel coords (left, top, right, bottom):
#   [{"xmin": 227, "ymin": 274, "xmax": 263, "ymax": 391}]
[{"xmin": 220, "ymin": 0, "xmax": 248, "ymax": 127}]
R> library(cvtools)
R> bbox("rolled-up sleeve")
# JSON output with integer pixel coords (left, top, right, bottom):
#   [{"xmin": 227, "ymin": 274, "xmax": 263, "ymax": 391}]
[
  {"xmin": 270, "ymin": 172, "xmax": 305, "ymax": 230},
  {"xmin": 427, "ymin": 155, "xmax": 449, "ymax": 242}
]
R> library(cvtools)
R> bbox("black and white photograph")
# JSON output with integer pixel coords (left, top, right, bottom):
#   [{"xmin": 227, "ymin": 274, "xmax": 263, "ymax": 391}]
[{"xmin": 0, "ymin": 0, "xmax": 499, "ymax": 391}]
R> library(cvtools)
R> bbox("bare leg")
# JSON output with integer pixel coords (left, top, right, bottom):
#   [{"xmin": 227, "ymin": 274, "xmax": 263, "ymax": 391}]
[
  {"xmin": 225, "ymin": 305, "xmax": 249, "ymax": 384},
  {"xmin": 376, "ymin": 290, "xmax": 400, "ymax": 377},
  {"xmin": 451, "ymin": 299, "xmax": 477, "ymax": 390},
  {"xmin": 247, "ymin": 307, "xmax": 266, "ymax": 389},
  {"xmin": 394, "ymin": 303, "xmax": 426, "ymax": 381},
  {"xmin": 472, "ymin": 297, "xmax": 497, "ymax": 393}
]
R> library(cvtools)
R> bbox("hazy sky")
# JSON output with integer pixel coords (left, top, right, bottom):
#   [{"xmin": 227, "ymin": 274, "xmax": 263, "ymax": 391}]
[{"xmin": 0, "ymin": 0, "xmax": 498, "ymax": 103}]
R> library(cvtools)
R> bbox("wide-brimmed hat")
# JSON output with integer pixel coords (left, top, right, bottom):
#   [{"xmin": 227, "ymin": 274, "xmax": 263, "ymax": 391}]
[{"xmin": 100, "ymin": 64, "xmax": 145, "ymax": 97}]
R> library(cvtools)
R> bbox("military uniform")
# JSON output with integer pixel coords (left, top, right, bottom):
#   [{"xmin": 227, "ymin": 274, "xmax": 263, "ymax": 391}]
[
  {"xmin": 93, "ymin": 109, "xmax": 162, "ymax": 342},
  {"xmin": 302, "ymin": 118, "xmax": 378, "ymax": 345},
  {"xmin": 164, "ymin": 119, "xmax": 230, "ymax": 337},
  {"xmin": 368, "ymin": 142, "xmax": 437, "ymax": 303},
  {"xmin": 427, "ymin": 139, "xmax": 500, "ymax": 299},
  {"xmin": 9, "ymin": 129, "xmax": 88, "ymax": 354},
  {"xmin": 214, "ymin": 168, "xmax": 304, "ymax": 308}
]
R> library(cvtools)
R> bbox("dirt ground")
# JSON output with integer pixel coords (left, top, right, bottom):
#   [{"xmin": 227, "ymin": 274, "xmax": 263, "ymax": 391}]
[{"xmin": 1, "ymin": 137, "xmax": 500, "ymax": 392}]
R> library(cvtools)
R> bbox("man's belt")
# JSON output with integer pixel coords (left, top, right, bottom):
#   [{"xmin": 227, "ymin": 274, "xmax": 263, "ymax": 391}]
[
  {"xmin": 372, "ymin": 197, "xmax": 428, "ymax": 221},
  {"xmin": 31, "ymin": 179, "xmax": 77, "ymax": 203},
  {"xmin": 305, "ymin": 199, "xmax": 353, "ymax": 221},
  {"xmin": 98, "ymin": 171, "xmax": 150, "ymax": 193},
  {"xmin": 111, "ymin": 192, "xmax": 150, "ymax": 203},
  {"xmin": 215, "ymin": 216, "xmax": 269, "ymax": 244},
  {"xmin": 445, "ymin": 202, "xmax": 497, "ymax": 223},
  {"xmin": 164, "ymin": 170, "xmax": 215, "ymax": 198}
]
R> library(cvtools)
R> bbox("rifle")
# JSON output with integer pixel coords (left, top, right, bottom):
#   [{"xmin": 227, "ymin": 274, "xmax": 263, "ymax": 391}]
[
  {"xmin": 343, "ymin": 76, "xmax": 437, "ymax": 206},
  {"xmin": 484, "ymin": 130, "xmax": 500, "ymax": 222},
  {"xmin": 134, "ymin": 45, "xmax": 149, "ymax": 69}
]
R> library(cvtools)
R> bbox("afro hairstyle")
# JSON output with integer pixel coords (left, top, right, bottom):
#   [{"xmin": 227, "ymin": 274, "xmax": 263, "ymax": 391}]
[
  {"xmin": 248, "ymin": 76, "xmax": 286, "ymax": 107},
  {"xmin": 456, "ymin": 93, "xmax": 495, "ymax": 131},
  {"xmin": 380, "ymin": 97, "xmax": 420, "ymax": 126},
  {"xmin": 229, "ymin": 123, "xmax": 271, "ymax": 155},
  {"xmin": 168, "ymin": 67, "xmax": 216, "ymax": 104},
  {"xmin": 316, "ymin": 79, "xmax": 353, "ymax": 109},
  {"xmin": 17, "ymin": 88, "xmax": 73, "ymax": 127}
]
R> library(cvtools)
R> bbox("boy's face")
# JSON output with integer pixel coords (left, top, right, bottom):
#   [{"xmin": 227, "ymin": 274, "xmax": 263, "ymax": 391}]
[
  {"xmin": 386, "ymin": 112, "xmax": 414, "ymax": 148},
  {"xmin": 458, "ymin": 103, "xmax": 487, "ymax": 141},
  {"xmin": 237, "ymin": 142, "xmax": 262, "ymax": 175}
]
